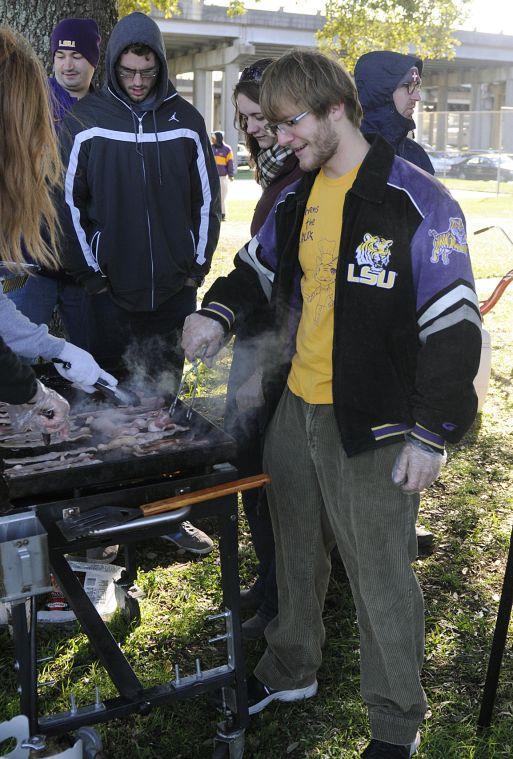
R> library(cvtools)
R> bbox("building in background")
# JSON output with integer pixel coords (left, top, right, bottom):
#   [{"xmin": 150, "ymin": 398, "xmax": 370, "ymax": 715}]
[{"xmin": 153, "ymin": 2, "xmax": 513, "ymax": 162}]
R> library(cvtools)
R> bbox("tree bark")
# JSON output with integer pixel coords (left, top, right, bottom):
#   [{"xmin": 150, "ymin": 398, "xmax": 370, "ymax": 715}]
[{"xmin": 0, "ymin": 0, "xmax": 118, "ymax": 76}]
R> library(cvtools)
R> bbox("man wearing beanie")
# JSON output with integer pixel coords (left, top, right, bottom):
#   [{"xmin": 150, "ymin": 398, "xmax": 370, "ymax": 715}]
[
  {"xmin": 58, "ymin": 11, "xmax": 220, "ymax": 556},
  {"xmin": 354, "ymin": 51, "xmax": 434, "ymax": 176},
  {"xmin": 51, "ymin": 18, "xmax": 100, "ymax": 112},
  {"xmin": 7, "ymin": 18, "xmax": 101, "ymax": 355}
]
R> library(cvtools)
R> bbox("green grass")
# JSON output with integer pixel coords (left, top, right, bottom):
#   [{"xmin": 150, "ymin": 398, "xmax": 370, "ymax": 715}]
[
  {"xmin": 440, "ymin": 177, "xmax": 513, "ymax": 196},
  {"xmin": 458, "ymin": 194, "xmax": 513, "ymax": 219},
  {"xmin": 1, "ymin": 193, "xmax": 513, "ymax": 758}
]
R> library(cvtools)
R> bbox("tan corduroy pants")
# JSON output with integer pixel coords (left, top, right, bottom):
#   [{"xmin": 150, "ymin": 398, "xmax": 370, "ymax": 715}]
[{"xmin": 255, "ymin": 387, "xmax": 427, "ymax": 744}]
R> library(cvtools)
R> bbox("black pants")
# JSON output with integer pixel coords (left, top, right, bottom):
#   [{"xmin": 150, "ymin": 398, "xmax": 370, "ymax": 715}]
[
  {"xmin": 86, "ymin": 287, "xmax": 197, "ymax": 387},
  {"xmin": 225, "ymin": 337, "xmax": 278, "ymax": 621}
]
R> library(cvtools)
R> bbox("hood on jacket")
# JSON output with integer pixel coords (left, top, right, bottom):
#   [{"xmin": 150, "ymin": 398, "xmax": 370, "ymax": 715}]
[
  {"xmin": 354, "ymin": 51, "xmax": 423, "ymax": 147},
  {"xmin": 105, "ymin": 11, "xmax": 174, "ymax": 110}
]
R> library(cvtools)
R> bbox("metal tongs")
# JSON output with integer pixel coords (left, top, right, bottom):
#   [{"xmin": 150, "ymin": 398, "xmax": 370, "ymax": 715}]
[
  {"xmin": 52, "ymin": 357, "xmax": 141, "ymax": 407},
  {"xmin": 169, "ymin": 348, "xmax": 206, "ymax": 420}
]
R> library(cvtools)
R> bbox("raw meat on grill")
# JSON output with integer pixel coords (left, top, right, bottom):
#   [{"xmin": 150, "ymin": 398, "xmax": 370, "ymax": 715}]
[
  {"xmin": 97, "ymin": 424, "xmax": 189, "ymax": 452},
  {"xmin": 2, "ymin": 446, "xmax": 98, "ymax": 466},
  {"xmin": 7, "ymin": 451, "xmax": 101, "ymax": 476}
]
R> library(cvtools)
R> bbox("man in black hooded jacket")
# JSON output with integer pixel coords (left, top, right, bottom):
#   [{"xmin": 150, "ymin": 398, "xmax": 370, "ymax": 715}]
[
  {"xmin": 354, "ymin": 51, "xmax": 434, "ymax": 176},
  {"xmin": 59, "ymin": 11, "xmax": 221, "ymax": 379},
  {"xmin": 59, "ymin": 12, "xmax": 220, "ymax": 557}
]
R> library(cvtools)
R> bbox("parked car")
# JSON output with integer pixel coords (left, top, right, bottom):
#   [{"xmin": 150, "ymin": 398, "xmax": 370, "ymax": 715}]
[
  {"xmin": 448, "ymin": 153, "xmax": 513, "ymax": 181},
  {"xmin": 426, "ymin": 150, "xmax": 456, "ymax": 174},
  {"xmin": 236, "ymin": 143, "xmax": 250, "ymax": 167}
]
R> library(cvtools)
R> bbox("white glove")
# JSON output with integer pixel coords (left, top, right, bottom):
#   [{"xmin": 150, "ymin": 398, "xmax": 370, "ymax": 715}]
[
  {"xmin": 392, "ymin": 438, "xmax": 447, "ymax": 494},
  {"xmin": 236, "ymin": 368, "xmax": 264, "ymax": 412},
  {"xmin": 54, "ymin": 342, "xmax": 118, "ymax": 393},
  {"xmin": 7, "ymin": 380, "xmax": 70, "ymax": 438},
  {"xmin": 181, "ymin": 313, "xmax": 226, "ymax": 367}
]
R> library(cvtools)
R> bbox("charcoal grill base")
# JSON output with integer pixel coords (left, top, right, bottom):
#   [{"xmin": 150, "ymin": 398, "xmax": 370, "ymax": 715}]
[{"xmin": 10, "ymin": 463, "xmax": 250, "ymax": 757}]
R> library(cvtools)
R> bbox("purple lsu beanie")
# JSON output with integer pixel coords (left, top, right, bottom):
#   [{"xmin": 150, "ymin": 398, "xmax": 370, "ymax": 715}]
[{"xmin": 51, "ymin": 18, "xmax": 101, "ymax": 68}]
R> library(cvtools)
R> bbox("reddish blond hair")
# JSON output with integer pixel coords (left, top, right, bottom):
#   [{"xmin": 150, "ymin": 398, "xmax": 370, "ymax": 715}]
[{"xmin": 0, "ymin": 27, "xmax": 61, "ymax": 270}]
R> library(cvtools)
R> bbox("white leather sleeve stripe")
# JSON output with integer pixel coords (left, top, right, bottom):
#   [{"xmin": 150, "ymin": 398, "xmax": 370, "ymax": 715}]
[
  {"xmin": 238, "ymin": 236, "xmax": 275, "ymax": 301},
  {"xmin": 418, "ymin": 283, "xmax": 480, "ymax": 327},
  {"xmin": 419, "ymin": 304, "xmax": 482, "ymax": 344}
]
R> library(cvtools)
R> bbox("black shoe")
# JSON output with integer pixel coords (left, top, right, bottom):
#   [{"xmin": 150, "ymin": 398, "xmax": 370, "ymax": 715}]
[
  {"xmin": 239, "ymin": 583, "xmax": 264, "ymax": 611},
  {"xmin": 361, "ymin": 733, "xmax": 420, "ymax": 758},
  {"xmin": 416, "ymin": 524, "xmax": 434, "ymax": 556},
  {"xmin": 246, "ymin": 673, "xmax": 318, "ymax": 716},
  {"xmin": 221, "ymin": 213, "xmax": 226, "ymax": 221},
  {"xmin": 241, "ymin": 612, "xmax": 271, "ymax": 641}
]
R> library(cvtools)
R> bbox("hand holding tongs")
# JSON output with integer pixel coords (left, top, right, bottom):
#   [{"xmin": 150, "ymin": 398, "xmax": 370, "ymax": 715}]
[
  {"xmin": 52, "ymin": 357, "xmax": 141, "ymax": 407},
  {"xmin": 169, "ymin": 347, "xmax": 206, "ymax": 420}
]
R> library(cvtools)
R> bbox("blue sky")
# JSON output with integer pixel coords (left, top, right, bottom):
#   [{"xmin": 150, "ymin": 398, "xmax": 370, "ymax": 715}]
[{"xmin": 210, "ymin": 0, "xmax": 513, "ymax": 35}]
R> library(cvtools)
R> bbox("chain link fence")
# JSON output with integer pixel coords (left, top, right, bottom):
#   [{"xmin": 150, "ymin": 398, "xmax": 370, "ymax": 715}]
[{"xmin": 415, "ymin": 107, "xmax": 513, "ymax": 194}]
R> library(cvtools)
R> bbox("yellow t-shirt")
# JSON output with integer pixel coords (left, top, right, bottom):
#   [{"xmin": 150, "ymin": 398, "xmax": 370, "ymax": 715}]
[{"xmin": 287, "ymin": 165, "xmax": 360, "ymax": 404}]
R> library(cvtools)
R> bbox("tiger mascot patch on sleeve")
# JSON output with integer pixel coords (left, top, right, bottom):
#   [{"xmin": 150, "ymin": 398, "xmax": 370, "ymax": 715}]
[{"xmin": 429, "ymin": 217, "xmax": 468, "ymax": 266}]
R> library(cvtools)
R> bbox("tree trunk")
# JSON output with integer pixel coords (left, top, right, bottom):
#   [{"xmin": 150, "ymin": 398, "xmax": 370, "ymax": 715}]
[{"xmin": 0, "ymin": 0, "xmax": 118, "ymax": 76}]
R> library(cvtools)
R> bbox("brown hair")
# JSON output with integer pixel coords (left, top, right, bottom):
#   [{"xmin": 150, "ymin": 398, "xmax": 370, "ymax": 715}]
[
  {"xmin": 260, "ymin": 50, "xmax": 362, "ymax": 129},
  {"xmin": 232, "ymin": 59, "xmax": 274, "ymax": 176},
  {"xmin": 122, "ymin": 43, "xmax": 155, "ymax": 59},
  {"xmin": 0, "ymin": 27, "xmax": 61, "ymax": 270}
]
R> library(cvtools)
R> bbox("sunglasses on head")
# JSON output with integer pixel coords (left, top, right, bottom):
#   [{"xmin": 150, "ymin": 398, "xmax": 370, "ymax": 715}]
[
  {"xmin": 400, "ymin": 70, "xmax": 422, "ymax": 95},
  {"xmin": 239, "ymin": 58, "xmax": 273, "ymax": 84}
]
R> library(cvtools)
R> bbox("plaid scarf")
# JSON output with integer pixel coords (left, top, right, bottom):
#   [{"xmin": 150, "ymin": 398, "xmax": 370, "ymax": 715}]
[{"xmin": 257, "ymin": 144, "xmax": 295, "ymax": 189}]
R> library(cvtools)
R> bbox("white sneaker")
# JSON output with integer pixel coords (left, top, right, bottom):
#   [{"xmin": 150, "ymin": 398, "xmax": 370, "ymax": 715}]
[{"xmin": 246, "ymin": 673, "xmax": 318, "ymax": 716}]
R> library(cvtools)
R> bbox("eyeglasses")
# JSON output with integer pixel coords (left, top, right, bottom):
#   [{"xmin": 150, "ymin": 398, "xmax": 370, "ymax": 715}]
[
  {"xmin": 117, "ymin": 65, "xmax": 159, "ymax": 81},
  {"xmin": 401, "ymin": 79, "xmax": 422, "ymax": 95},
  {"xmin": 239, "ymin": 59, "xmax": 273, "ymax": 84},
  {"xmin": 264, "ymin": 110, "xmax": 310, "ymax": 136}
]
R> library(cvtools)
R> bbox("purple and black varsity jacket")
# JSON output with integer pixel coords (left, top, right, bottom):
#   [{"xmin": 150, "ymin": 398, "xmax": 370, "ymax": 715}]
[{"xmin": 200, "ymin": 136, "xmax": 482, "ymax": 457}]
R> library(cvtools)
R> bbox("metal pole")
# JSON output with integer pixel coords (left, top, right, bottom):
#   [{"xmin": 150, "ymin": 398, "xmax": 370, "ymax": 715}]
[
  {"xmin": 477, "ymin": 524, "xmax": 513, "ymax": 730},
  {"xmin": 496, "ymin": 110, "xmax": 503, "ymax": 198}
]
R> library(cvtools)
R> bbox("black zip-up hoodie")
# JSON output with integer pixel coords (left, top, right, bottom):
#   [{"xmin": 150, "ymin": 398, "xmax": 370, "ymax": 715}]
[{"xmin": 59, "ymin": 12, "xmax": 221, "ymax": 312}]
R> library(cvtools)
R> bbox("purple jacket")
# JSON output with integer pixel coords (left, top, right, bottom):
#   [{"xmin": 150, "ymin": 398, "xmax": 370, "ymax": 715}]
[
  {"xmin": 213, "ymin": 143, "xmax": 235, "ymax": 178},
  {"xmin": 48, "ymin": 77, "xmax": 79, "ymax": 133}
]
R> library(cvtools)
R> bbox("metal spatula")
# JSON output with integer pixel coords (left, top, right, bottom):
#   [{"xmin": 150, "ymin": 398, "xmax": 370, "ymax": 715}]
[{"xmin": 56, "ymin": 474, "xmax": 271, "ymax": 541}]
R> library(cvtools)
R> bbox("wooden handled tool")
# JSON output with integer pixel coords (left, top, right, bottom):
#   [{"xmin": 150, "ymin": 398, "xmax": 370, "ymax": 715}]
[
  {"xmin": 57, "ymin": 475, "xmax": 271, "ymax": 540},
  {"xmin": 141, "ymin": 474, "xmax": 270, "ymax": 516}
]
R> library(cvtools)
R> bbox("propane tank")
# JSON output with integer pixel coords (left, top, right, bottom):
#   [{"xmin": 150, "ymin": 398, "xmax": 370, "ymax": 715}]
[{"xmin": 474, "ymin": 328, "xmax": 492, "ymax": 412}]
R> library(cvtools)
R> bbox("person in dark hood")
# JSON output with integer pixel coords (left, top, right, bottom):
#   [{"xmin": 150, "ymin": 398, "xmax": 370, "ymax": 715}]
[
  {"xmin": 354, "ymin": 51, "xmax": 434, "ymax": 175},
  {"xmin": 59, "ymin": 12, "xmax": 220, "ymax": 556}
]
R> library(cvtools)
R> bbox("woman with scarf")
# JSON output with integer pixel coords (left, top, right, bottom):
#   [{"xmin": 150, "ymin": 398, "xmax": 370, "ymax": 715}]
[{"xmin": 225, "ymin": 60, "xmax": 303, "ymax": 640}]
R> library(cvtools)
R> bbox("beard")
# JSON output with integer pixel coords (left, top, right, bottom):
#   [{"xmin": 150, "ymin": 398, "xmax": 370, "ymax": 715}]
[{"xmin": 297, "ymin": 118, "xmax": 339, "ymax": 171}]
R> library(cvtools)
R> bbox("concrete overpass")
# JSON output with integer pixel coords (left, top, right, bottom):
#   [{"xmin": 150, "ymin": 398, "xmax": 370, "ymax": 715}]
[{"xmin": 154, "ymin": 2, "xmax": 513, "ymax": 154}]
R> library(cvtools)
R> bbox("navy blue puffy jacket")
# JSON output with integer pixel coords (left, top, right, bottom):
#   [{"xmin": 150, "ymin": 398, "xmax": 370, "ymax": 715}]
[{"xmin": 354, "ymin": 51, "xmax": 435, "ymax": 175}]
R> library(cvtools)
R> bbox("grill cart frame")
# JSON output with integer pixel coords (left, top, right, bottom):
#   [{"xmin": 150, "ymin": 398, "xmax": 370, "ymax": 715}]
[{"xmin": 1, "ymin": 393, "xmax": 260, "ymax": 758}]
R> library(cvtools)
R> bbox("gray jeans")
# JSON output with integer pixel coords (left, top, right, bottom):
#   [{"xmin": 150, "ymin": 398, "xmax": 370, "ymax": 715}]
[{"xmin": 255, "ymin": 387, "xmax": 427, "ymax": 744}]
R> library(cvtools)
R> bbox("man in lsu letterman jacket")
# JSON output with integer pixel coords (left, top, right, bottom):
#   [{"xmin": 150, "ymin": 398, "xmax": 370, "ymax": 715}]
[
  {"xmin": 59, "ymin": 12, "xmax": 220, "ymax": 379},
  {"xmin": 181, "ymin": 52, "xmax": 482, "ymax": 757}
]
